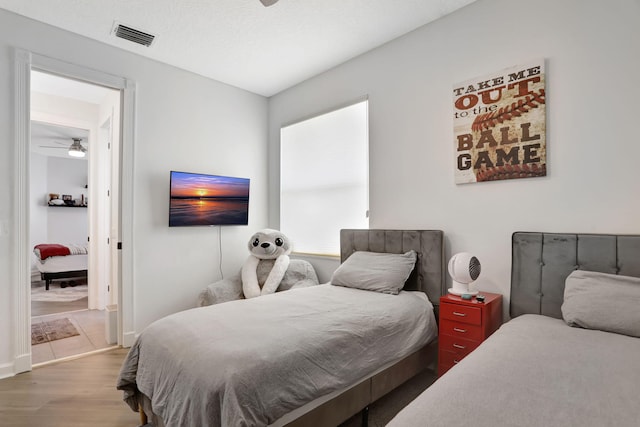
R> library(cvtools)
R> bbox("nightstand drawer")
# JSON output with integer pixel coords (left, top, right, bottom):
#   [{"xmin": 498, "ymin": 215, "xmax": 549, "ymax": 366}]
[
  {"xmin": 439, "ymin": 334, "xmax": 480, "ymax": 357},
  {"xmin": 440, "ymin": 302, "xmax": 482, "ymax": 325},
  {"xmin": 439, "ymin": 319, "xmax": 483, "ymax": 342},
  {"xmin": 439, "ymin": 349, "xmax": 466, "ymax": 369}
]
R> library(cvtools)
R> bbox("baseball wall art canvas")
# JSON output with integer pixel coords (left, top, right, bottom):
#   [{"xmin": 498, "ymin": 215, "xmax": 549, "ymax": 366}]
[{"xmin": 453, "ymin": 60, "xmax": 546, "ymax": 184}]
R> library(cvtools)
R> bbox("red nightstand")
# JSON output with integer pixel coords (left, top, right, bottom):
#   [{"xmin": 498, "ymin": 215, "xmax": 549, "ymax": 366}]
[{"xmin": 438, "ymin": 292, "xmax": 502, "ymax": 376}]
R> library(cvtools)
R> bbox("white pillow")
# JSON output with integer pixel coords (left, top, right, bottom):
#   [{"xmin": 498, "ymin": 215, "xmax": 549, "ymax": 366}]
[
  {"xmin": 330, "ymin": 250, "xmax": 417, "ymax": 294},
  {"xmin": 561, "ymin": 270, "xmax": 640, "ymax": 338}
]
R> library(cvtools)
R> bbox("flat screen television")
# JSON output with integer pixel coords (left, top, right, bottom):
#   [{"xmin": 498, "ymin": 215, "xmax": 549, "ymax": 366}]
[{"xmin": 169, "ymin": 171, "xmax": 250, "ymax": 227}]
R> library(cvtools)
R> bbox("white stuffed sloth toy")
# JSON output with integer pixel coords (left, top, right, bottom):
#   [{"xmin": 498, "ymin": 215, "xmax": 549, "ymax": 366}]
[
  {"xmin": 242, "ymin": 229, "xmax": 294, "ymax": 298},
  {"xmin": 197, "ymin": 229, "xmax": 319, "ymax": 306}
]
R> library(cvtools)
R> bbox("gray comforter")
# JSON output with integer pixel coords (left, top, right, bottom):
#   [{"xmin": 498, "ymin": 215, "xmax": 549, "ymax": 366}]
[
  {"xmin": 117, "ymin": 284, "xmax": 436, "ymax": 427},
  {"xmin": 388, "ymin": 314, "xmax": 640, "ymax": 427}
]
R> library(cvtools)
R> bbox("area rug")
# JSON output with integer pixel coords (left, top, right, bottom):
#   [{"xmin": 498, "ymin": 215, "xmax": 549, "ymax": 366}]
[
  {"xmin": 31, "ymin": 318, "xmax": 80, "ymax": 345},
  {"xmin": 31, "ymin": 283, "xmax": 88, "ymax": 302}
]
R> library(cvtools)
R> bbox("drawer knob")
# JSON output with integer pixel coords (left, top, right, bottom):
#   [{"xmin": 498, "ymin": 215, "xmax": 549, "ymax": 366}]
[
  {"xmin": 453, "ymin": 327, "xmax": 467, "ymax": 333},
  {"xmin": 453, "ymin": 311, "xmax": 467, "ymax": 317},
  {"xmin": 453, "ymin": 343, "xmax": 466, "ymax": 349}
]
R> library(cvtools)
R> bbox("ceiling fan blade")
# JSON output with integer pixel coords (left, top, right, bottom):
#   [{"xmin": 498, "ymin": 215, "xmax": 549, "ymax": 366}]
[
  {"xmin": 39, "ymin": 146, "xmax": 67, "ymax": 149},
  {"xmin": 260, "ymin": 0, "xmax": 279, "ymax": 6}
]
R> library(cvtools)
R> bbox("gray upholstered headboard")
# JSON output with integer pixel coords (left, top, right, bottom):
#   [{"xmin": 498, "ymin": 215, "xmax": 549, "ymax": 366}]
[
  {"xmin": 511, "ymin": 232, "xmax": 640, "ymax": 319},
  {"xmin": 340, "ymin": 229, "xmax": 446, "ymax": 310}
]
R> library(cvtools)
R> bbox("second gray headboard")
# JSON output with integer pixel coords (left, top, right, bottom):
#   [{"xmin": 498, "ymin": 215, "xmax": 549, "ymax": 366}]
[{"xmin": 511, "ymin": 232, "xmax": 640, "ymax": 319}]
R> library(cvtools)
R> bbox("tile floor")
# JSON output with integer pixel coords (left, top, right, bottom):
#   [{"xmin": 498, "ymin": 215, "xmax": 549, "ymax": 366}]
[{"xmin": 31, "ymin": 309, "xmax": 116, "ymax": 365}]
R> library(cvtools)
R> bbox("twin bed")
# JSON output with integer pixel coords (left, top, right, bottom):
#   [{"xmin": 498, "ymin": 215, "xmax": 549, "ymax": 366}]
[
  {"xmin": 117, "ymin": 229, "xmax": 446, "ymax": 426},
  {"xmin": 33, "ymin": 243, "xmax": 88, "ymax": 290},
  {"xmin": 388, "ymin": 232, "xmax": 640, "ymax": 427},
  {"xmin": 118, "ymin": 230, "xmax": 640, "ymax": 426}
]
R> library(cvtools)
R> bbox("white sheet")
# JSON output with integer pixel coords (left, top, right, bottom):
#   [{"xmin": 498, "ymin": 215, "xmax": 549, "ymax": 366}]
[
  {"xmin": 118, "ymin": 284, "xmax": 437, "ymax": 427},
  {"xmin": 35, "ymin": 253, "xmax": 88, "ymax": 273}
]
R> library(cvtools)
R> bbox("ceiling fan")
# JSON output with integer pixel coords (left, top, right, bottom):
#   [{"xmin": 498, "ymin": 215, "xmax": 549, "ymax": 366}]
[
  {"xmin": 39, "ymin": 137, "xmax": 87, "ymax": 158},
  {"xmin": 259, "ymin": 0, "xmax": 279, "ymax": 6}
]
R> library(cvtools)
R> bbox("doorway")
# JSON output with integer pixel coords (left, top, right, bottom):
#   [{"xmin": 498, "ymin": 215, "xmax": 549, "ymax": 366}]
[
  {"xmin": 12, "ymin": 49, "xmax": 136, "ymax": 374},
  {"xmin": 29, "ymin": 71, "xmax": 120, "ymax": 364}
]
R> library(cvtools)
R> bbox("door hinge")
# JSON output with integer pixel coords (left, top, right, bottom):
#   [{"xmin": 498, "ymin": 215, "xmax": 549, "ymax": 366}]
[
  {"xmin": 117, "ymin": 242, "xmax": 123, "ymax": 250},
  {"xmin": 107, "ymin": 237, "xmax": 110, "ymax": 244}
]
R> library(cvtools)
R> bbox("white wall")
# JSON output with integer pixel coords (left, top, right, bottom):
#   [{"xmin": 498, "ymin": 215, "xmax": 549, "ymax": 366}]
[
  {"xmin": 269, "ymin": 0, "xmax": 640, "ymax": 318},
  {"xmin": 0, "ymin": 9, "xmax": 268, "ymax": 373},
  {"xmin": 45, "ymin": 156, "xmax": 88, "ymax": 243}
]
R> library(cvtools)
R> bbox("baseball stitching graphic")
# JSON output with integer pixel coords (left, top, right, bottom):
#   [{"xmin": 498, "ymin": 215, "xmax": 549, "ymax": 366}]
[{"xmin": 471, "ymin": 89, "xmax": 546, "ymax": 132}]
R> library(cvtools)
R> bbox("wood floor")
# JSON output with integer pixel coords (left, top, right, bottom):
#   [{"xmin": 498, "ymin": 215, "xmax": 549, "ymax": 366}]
[
  {"xmin": 0, "ymin": 348, "xmax": 140, "ymax": 427},
  {"xmin": 0, "ymin": 347, "xmax": 436, "ymax": 427}
]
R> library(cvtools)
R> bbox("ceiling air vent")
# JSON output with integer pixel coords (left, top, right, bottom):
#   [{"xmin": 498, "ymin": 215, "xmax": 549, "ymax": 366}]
[{"xmin": 112, "ymin": 22, "xmax": 155, "ymax": 47}]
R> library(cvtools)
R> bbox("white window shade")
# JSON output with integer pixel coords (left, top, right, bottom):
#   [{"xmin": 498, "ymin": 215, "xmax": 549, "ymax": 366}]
[{"xmin": 281, "ymin": 100, "xmax": 369, "ymax": 255}]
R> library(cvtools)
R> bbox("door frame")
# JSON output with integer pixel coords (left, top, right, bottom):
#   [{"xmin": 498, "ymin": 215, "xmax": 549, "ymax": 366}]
[
  {"xmin": 13, "ymin": 49, "xmax": 136, "ymax": 373},
  {"xmin": 30, "ymin": 114, "xmax": 100, "ymax": 307}
]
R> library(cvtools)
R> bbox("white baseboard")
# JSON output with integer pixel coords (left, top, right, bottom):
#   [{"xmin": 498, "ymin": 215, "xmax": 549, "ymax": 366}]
[
  {"xmin": 0, "ymin": 362, "xmax": 15, "ymax": 379},
  {"xmin": 13, "ymin": 353, "xmax": 31, "ymax": 374},
  {"xmin": 122, "ymin": 331, "xmax": 136, "ymax": 348},
  {"xmin": 0, "ymin": 353, "xmax": 31, "ymax": 379}
]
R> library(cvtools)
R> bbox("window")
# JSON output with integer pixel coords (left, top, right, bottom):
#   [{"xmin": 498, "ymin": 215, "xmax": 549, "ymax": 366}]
[{"xmin": 280, "ymin": 99, "xmax": 369, "ymax": 255}]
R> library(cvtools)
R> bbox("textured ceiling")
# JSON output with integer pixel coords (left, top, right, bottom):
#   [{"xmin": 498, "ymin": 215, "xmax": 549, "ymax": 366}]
[{"xmin": 0, "ymin": 0, "xmax": 476, "ymax": 96}]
